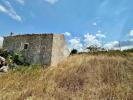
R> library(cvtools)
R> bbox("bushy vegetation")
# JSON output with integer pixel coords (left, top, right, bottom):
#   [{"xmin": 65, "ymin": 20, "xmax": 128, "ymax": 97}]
[
  {"xmin": 123, "ymin": 48, "xmax": 133, "ymax": 52},
  {"xmin": 0, "ymin": 49, "xmax": 29, "ymax": 68},
  {"xmin": 0, "ymin": 49, "xmax": 9, "ymax": 59},
  {"xmin": 70, "ymin": 49, "xmax": 78, "ymax": 55}
]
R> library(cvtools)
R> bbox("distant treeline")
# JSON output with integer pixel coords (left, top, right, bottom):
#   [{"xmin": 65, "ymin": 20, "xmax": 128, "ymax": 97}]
[{"xmin": 70, "ymin": 45, "xmax": 133, "ymax": 56}]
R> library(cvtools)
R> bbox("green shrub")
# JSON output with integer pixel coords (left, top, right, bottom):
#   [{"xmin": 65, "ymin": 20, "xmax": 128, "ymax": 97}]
[
  {"xmin": 0, "ymin": 49, "xmax": 9, "ymax": 58},
  {"xmin": 0, "ymin": 49, "xmax": 29, "ymax": 66},
  {"xmin": 70, "ymin": 49, "xmax": 78, "ymax": 55}
]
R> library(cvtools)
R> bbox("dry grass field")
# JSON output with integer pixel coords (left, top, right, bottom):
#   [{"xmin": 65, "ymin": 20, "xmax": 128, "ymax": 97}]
[{"xmin": 0, "ymin": 54, "xmax": 133, "ymax": 100}]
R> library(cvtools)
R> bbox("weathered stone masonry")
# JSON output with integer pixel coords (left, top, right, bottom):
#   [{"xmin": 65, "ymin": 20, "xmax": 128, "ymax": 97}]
[{"xmin": 3, "ymin": 34, "xmax": 70, "ymax": 65}]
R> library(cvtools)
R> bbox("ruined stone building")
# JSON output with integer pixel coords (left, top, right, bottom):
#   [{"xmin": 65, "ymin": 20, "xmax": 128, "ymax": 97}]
[{"xmin": 3, "ymin": 34, "xmax": 70, "ymax": 65}]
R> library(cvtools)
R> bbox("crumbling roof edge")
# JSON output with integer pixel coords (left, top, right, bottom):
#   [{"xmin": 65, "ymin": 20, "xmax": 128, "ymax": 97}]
[{"xmin": 4, "ymin": 33, "xmax": 64, "ymax": 38}]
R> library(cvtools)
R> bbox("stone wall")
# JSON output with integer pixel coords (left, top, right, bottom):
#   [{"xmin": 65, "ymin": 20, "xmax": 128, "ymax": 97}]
[
  {"xmin": 3, "ymin": 34, "xmax": 70, "ymax": 65},
  {"xmin": 3, "ymin": 34, "xmax": 53, "ymax": 65},
  {"xmin": 51, "ymin": 34, "xmax": 70, "ymax": 65}
]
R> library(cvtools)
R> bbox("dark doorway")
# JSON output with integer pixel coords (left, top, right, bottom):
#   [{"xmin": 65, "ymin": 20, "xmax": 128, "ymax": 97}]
[{"xmin": 24, "ymin": 43, "xmax": 29, "ymax": 49}]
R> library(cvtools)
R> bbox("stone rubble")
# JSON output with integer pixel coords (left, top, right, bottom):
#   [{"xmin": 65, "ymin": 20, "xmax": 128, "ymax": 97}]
[{"xmin": 0, "ymin": 56, "xmax": 8, "ymax": 72}]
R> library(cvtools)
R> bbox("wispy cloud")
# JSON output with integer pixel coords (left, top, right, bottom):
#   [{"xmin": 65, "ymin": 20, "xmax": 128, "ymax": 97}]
[
  {"xmin": 96, "ymin": 30, "xmax": 106, "ymax": 38},
  {"xmin": 0, "ymin": 1, "xmax": 22, "ymax": 21},
  {"xmin": 92, "ymin": 22, "xmax": 97, "ymax": 26},
  {"xmin": 45, "ymin": 0, "xmax": 59, "ymax": 5},
  {"xmin": 15, "ymin": 0, "xmax": 25, "ymax": 5},
  {"xmin": 0, "ymin": 5, "xmax": 7, "ymax": 12}
]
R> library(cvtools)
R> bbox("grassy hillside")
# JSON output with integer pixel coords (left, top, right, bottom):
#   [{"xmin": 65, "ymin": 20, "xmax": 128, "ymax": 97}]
[{"xmin": 0, "ymin": 54, "xmax": 133, "ymax": 100}]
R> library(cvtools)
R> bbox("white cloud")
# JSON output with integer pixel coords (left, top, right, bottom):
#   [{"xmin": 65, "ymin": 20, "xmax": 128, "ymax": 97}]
[
  {"xmin": 129, "ymin": 30, "xmax": 133, "ymax": 37},
  {"xmin": 84, "ymin": 33, "xmax": 101, "ymax": 47},
  {"xmin": 69, "ymin": 38, "xmax": 83, "ymax": 52},
  {"xmin": 97, "ymin": 30, "xmax": 101, "ymax": 33},
  {"xmin": 92, "ymin": 22, "xmax": 97, "ymax": 26},
  {"xmin": 15, "ymin": 0, "xmax": 25, "ymax": 5},
  {"xmin": 0, "ymin": 37, "xmax": 4, "ymax": 49},
  {"xmin": 0, "ymin": 5, "xmax": 7, "ymax": 12},
  {"xmin": 0, "ymin": 1, "xmax": 22, "ymax": 21},
  {"xmin": 121, "ymin": 46, "xmax": 133, "ymax": 50},
  {"xmin": 63, "ymin": 32, "xmax": 71, "ymax": 36},
  {"xmin": 130, "ymin": 39, "xmax": 133, "ymax": 41},
  {"xmin": 45, "ymin": 0, "xmax": 59, "ymax": 4},
  {"xmin": 96, "ymin": 31, "xmax": 106, "ymax": 38},
  {"xmin": 104, "ymin": 41, "xmax": 119, "ymax": 50},
  {"xmin": 66, "ymin": 31, "xmax": 133, "ymax": 52},
  {"xmin": 104, "ymin": 40, "xmax": 133, "ymax": 50}
]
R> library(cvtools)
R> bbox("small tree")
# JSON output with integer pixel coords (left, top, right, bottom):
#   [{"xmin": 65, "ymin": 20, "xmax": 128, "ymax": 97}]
[
  {"xmin": 86, "ymin": 45, "xmax": 99, "ymax": 52},
  {"xmin": 70, "ymin": 49, "xmax": 78, "ymax": 55}
]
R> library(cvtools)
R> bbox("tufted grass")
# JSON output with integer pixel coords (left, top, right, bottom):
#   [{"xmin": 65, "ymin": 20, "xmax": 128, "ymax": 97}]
[{"xmin": 0, "ymin": 53, "xmax": 133, "ymax": 100}]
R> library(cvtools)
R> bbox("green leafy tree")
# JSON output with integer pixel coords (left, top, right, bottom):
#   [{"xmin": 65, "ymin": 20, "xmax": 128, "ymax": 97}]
[{"xmin": 86, "ymin": 45, "xmax": 99, "ymax": 52}]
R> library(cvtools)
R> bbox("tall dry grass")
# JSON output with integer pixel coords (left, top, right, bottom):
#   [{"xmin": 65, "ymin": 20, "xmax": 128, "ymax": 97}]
[{"xmin": 0, "ymin": 54, "xmax": 133, "ymax": 100}]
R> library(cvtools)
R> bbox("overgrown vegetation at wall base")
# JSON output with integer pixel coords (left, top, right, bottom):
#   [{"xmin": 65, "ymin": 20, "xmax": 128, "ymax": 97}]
[
  {"xmin": 0, "ymin": 49, "xmax": 29, "ymax": 67},
  {"xmin": 0, "ymin": 53, "xmax": 133, "ymax": 100}
]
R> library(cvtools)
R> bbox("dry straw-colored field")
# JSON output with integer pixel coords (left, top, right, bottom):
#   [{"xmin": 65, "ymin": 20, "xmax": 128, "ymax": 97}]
[{"xmin": 0, "ymin": 54, "xmax": 133, "ymax": 100}]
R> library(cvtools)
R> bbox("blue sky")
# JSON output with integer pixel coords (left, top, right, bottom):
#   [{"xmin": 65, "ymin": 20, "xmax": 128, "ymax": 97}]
[{"xmin": 0, "ymin": 0, "xmax": 133, "ymax": 50}]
